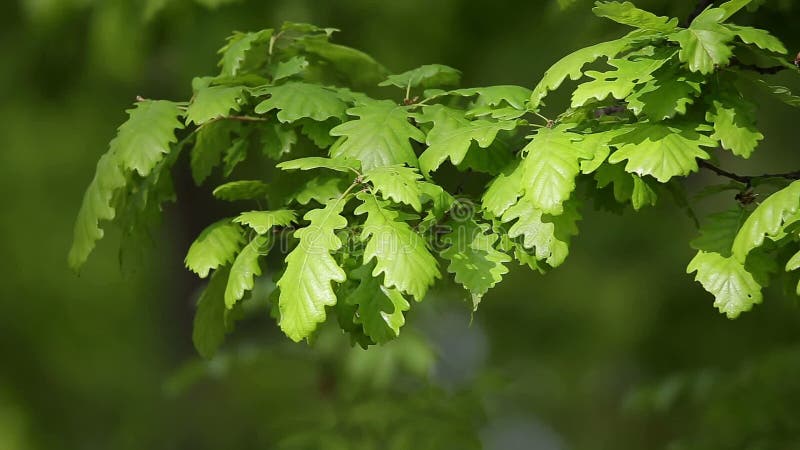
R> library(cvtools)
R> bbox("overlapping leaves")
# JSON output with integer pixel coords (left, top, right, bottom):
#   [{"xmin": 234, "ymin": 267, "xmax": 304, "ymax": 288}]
[{"xmin": 70, "ymin": 5, "xmax": 800, "ymax": 354}]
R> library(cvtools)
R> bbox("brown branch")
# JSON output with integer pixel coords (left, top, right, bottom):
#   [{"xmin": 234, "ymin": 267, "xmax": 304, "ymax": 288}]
[{"xmin": 698, "ymin": 159, "xmax": 800, "ymax": 185}]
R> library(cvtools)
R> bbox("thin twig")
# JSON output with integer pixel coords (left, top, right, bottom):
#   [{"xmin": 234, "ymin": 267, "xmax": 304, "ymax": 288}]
[{"xmin": 698, "ymin": 159, "xmax": 800, "ymax": 185}]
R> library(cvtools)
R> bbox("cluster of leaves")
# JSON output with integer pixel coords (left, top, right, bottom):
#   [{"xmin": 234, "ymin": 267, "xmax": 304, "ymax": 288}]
[{"xmin": 70, "ymin": 1, "xmax": 800, "ymax": 355}]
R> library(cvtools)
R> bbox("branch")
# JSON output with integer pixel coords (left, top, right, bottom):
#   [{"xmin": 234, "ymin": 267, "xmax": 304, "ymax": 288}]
[{"xmin": 698, "ymin": 159, "xmax": 800, "ymax": 185}]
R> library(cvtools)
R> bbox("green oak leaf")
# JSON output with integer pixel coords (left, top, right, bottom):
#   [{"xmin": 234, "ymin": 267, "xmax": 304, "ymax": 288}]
[
  {"xmin": 706, "ymin": 87, "xmax": 763, "ymax": 158},
  {"xmin": 260, "ymin": 123, "xmax": 297, "ymax": 160},
  {"xmin": 631, "ymin": 176, "xmax": 658, "ymax": 211},
  {"xmin": 687, "ymin": 250, "xmax": 763, "ymax": 318},
  {"xmin": 440, "ymin": 220, "xmax": 510, "ymax": 309},
  {"xmin": 520, "ymin": 126, "xmax": 598, "ymax": 214},
  {"xmin": 185, "ymin": 219, "xmax": 245, "ymax": 278},
  {"xmin": 277, "ymin": 156, "xmax": 360, "ymax": 173},
  {"xmin": 68, "ymin": 100, "xmax": 184, "ymax": 270},
  {"xmin": 330, "ymin": 100, "xmax": 425, "ymax": 170},
  {"xmin": 626, "ymin": 67, "xmax": 703, "ymax": 120},
  {"xmin": 608, "ymin": 122, "xmax": 716, "ymax": 182},
  {"xmin": 380, "ymin": 64, "xmax": 461, "ymax": 89},
  {"xmin": 669, "ymin": 8, "xmax": 735, "ymax": 74},
  {"xmin": 191, "ymin": 120, "xmax": 234, "ymax": 185},
  {"xmin": 225, "ymin": 235, "xmax": 268, "ymax": 308},
  {"xmin": 363, "ymin": 165, "xmax": 424, "ymax": 212},
  {"xmin": 592, "ymin": 1, "xmax": 678, "ymax": 32},
  {"xmin": 277, "ymin": 201, "xmax": 349, "ymax": 341},
  {"xmin": 725, "ymin": 24, "xmax": 787, "ymax": 54},
  {"xmin": 718, "ymin": 0, "xmax": 756, "ymax": 21},
  {"xmin": 192, "ymin": 266, "xmax": 231, "ymax": 359},
  {"xmin": 355, "ymin": 192, "xmax": 440, "ymax": 300},
  {"xmin": 502, "ymin": 195, "xmax": 581, "ymax": 268},
  {"xmin": 218, "ymin": 30, "xmax": 273, "ymax": 78},
  {"xmin": 691, "ymin": 207, "xmax": 748, "ymax": 256},
  {"xmin": 270, "ymin": 56, "xmax": 309, "ymax": 82},
  {"xmin": 732, "ymin": 181, "xmax": 800, "ymax": 262},
  {"xmin": 530, "ymin": 31, "xmax": 649, "ymax": 109},
  {"xmin": 298, "ymin": 118, "xmax": 338, "ymax": 148},
  {"xmin": 571, "ymin": 47, "xmax": 675, "ymax": 107},
  {"xmin": 212, "ymin": 180, "xmax": 269, "ymax": 201},
  {"xmin": 114, "ymin": 100, "xmax": 184, "ymax": 177},
  {"xmin": 290, "ymin": 176, "xmax": 347, "ymax": 206},
  {"xmin": 344, "ymin": 264, "xmax": 410, "ymax": 344},
  {"xmin": 415, "ymin": 105, "xmax": 516, "ymax": 176},
  {"xmin": 482, "ymin": 161, "xmax": 524, "ymax": 217},
  {"xmin": 451, "ymin": 85, "xmax": 532, "ymax": 110},
  {"xmin": 254, "ymin": 82, "xmax": 347, "ymax": 122},
  {"xmin": 186, "ymin": 85, "xmax": 245, "ymax": 125},
  {"xmin": 222, "ymin": 137, "xmax": 249, "ymax": 176},
  {"xmin": 234, "ymin": 209, "xmax": 296, "ymax": 234}
]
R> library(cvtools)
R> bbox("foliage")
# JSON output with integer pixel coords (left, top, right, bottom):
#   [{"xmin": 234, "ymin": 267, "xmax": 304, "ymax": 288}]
[{"xmin": 69, "ymin": 2, "xmax": 800, "ymax": 355}]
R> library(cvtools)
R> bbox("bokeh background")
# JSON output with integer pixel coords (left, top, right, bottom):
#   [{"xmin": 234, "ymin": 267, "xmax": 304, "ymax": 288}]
[{"xmin": 2, "ymin": 0, "xmax": 800, "ymax": 449}]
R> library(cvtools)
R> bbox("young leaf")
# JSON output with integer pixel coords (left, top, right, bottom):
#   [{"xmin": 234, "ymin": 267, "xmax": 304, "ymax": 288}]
[
  {"xmin": 687, "ymin": 251, "xmax": 763, "ymax": 318},
  {"xmin": 344, "ymin": 265, "xmax": 410, "ymax": 344},
  {"xmin": 502, "ymin": 195, "xmax": 581, "ymax": 268},
  {"xmin": 69, "ymin": 100, "xmax": 184, "ymax": 270},
  {"xmin": 717, "ymin": 0, "xmax": 756, "ymax": 21},
  {"xmin": 732, "ymin": 181, "xmax": 800, "ymax": 262},
  {"xmin": 363, "ymin": 165, "xmax": 424, "ymax": 212},
  {"xmin": 440, "ymin": 220, "xmax": 510, "ymax": 309},
  {"xmin": 186, "ymin": 85, "xmax": 245, "ymax": 125},
  {"xmin": 451, "ymin": 85, "xmax": 532, "ymax": 110},
  {"xmin": 520, "ymin": 126, "xmax": 597, "ymax": 214},
  {"xmin": 355, "ymin": 192, "xmax": 440, "ymax": 300},
  {"xmin": 669, "ymin": 8, "xmax": 735, "ymax": 74},
  {"xmin": 571, "ymin": 48, "xmax": 675, "ymax": 107},
  {"xmin": 270, "ymin": 56, "xmax": 309, "ymax": 82},
  {"xmin": 254, "ymin": 82, "xmax": 347, "ymax": 122},
  {"xmin": 261, "ymin": 123, "xmax": 297, "ymax": 160},
  {"xmin": 530, "ymin": 32, "xmax": 646, "ymax": 109},
  {"xmin": 290, "ymin": 177, "xmax": 347, "ymax": 206},
  {"xmin": 192, "ymin": 266, "xmax": 231, "ymax": 359},
  {"xmin": 330, "ymin": 100, "xmax": 425, "ymax": 170},
  {"xmin": 114, "ymin": 100, "xmax": 185, "ymax": 177},
  {"xmin": 608, "ymin": 122, "xmax": 716, "ymax": 182},
  {"xmin": 191, "ymin": 120, "xmax": 233, "ymax": 185},
  {"xmin": 691, "ymin": 208, "xmax": 748, "ymax": 256},
  {"xmin": 212, "ymin": 180, "xmax": 269, "ymax": 201},
  {"xmin": 218, "ymin": 30, "xmax": 273, "ymax": 78},
  {"xmin": 631, "ymin": 176, "xmax": 658, "ymax": 211},
  {"xmin": 68, "ymin": 153, "xmax": 127, "ymax": 271},
  {"xmin": 277, "ymin": 156, "xmax": 360, "ymax": 173},
  {"xmin": 706, "ymin": 88, "xmax": 763, "ymax": 158},
  {"xmin": 222, "ymin": 137, "xmax": 249, "ymax": 176},
  {"xmin": 626, "ymin": 67, "xmax": 703, "ymax": 119},
  {"xmin": 725, "ymin": 25, "xmax": 787, "ymax": 54},
  {"xmin": 234, "ymin": 209, "xmax": 296, "ymax": 234},
  {"xmin": 592, "ymin": 1, "xmax": 678, "ymax": 32},
  {"xmin": 277, "ymin": 201, "xmax": 349, "ymax": 341},
  {"xmin": 415, "ymin": 105, "xmax": 516, "ymax": 176},
  {"xmin": 225, "ymin": 235, "xmax": 268, "ymax": 308},
  {"xmin": 379, "ymin": 64, "xmax": 461, "ymax": 89},
  {"xmin": 482, "ymin": 162, "xmax": 525, "ymax": 217},
  {"xmin": 185, "ymin": 219, "xmax": 246, "ymax": 278}
]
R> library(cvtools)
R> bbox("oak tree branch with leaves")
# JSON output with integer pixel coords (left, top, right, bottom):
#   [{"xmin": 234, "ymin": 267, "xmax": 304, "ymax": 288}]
[{"xmin": 69, "ymin": 0, "xmax": 800, "ymax": 357}]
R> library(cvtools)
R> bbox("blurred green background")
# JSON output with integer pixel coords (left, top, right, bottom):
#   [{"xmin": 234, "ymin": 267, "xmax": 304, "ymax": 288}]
[{"xmin": 2, "ymin": 0, "xmax": 800, "ymax": 449}]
